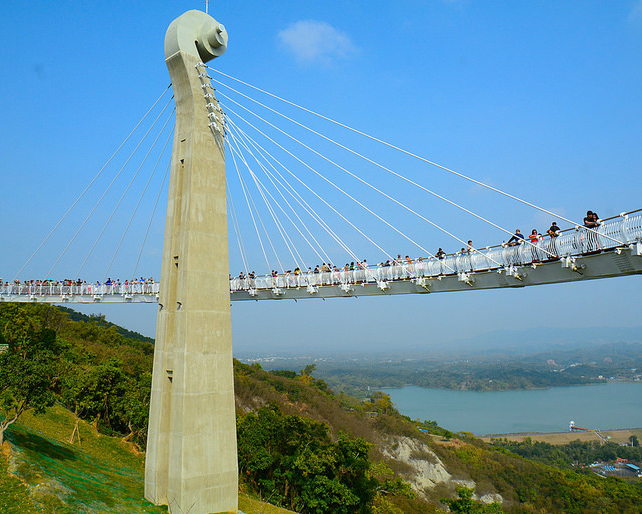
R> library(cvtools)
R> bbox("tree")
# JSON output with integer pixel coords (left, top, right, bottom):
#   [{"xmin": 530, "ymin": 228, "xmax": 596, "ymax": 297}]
[
  {"xmin": 299, "ymin": 364, "xmax": 317, "ymax": 385},
  {"xmin": 271, "ymin": 369, "xmax": 297, "ymax": 379},
  {"xmin": 364, "ymin": 392, "xmax": 395, "ymax": 415},
  {"xmin": 59, "ymin": 363, "xmax": 88, "ymax": 445},
  {"xmin": 630, "ymin": 435, "xmax": 639, "ymax": 447},
  {"xmin": 441, "ymin": 486, "xmax": 504, "ymax": 514},
  {"xmin": 237, "ymin": 404, "xmax": 379, "ymax": 514},
  {"xmin": 76, "ymin": 358, "xmax": 127, "ymax": 430},
  {"xmin": 368, "ymin": 461, "xmax": 414, "ymax": 499},
  {"xmin": 0, "ymin": 305, "xmax": 57, "ymax": 444},
  {"xmin": 117, "ymin": 372, "xmax": 152, "ymax": 447}
]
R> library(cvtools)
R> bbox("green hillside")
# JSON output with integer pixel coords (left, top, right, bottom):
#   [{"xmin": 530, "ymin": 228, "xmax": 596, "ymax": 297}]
[
  {"xmin": 1, "ymin": 405, "xmax": 164, "ymax": 514},
  {"xmin": 1, "ymin": 303, "xmax": 642, "ymax": 513},
  {"xmin": 234, "ymin": 362, "xmax": 642, "ymax": 513},
  {"xmin": 1, "ymin": 405, "xmax": 297, "ymax": 514}
]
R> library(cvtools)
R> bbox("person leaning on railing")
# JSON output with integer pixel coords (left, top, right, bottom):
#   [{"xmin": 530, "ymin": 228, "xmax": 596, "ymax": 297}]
[
  {"xmin": 506, "ymin": 229, "xmax": 525, "ymax": 246},
  {"xmin": 547, "ymin": 222, "xmax": 560, "ymax": 237},
  {"xmin": 582, "ymin": 210, "xmax": 601, "ymax": 252},
  {"xmin": 583, "ymin": 210, "xmax": 599, "ymax": 229}
]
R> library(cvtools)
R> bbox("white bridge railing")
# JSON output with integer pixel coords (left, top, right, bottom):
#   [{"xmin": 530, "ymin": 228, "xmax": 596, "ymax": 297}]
[
  {"xmin": 2, "ymin": 210, "xmax": 641, "ymax": 300},
  {"xmin": 231, "ymin": 210, "xmax": 642, "ymax": 291},
  {"xmin": 0, "ymin": 282, "xmax": 160, "ymax": 297}
]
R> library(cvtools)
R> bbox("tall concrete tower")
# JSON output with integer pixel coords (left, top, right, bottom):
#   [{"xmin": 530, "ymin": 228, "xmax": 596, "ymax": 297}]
[{"xmin": 145, "ymin": 10, "xmax": 238, "ymax": 514}]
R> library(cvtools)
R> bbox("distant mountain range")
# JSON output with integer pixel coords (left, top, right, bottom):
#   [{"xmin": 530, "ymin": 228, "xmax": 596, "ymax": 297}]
[
  {"xmin": 443, "ymin": 326, "xmax": 642, "ymax": 358},
  {"xmin": 237, "ymin": 326, "xmax": 642, "ymax": 362}
]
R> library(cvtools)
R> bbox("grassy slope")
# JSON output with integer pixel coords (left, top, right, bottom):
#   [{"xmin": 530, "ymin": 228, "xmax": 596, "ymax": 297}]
[
  {"xmin": 239, "ymin": 494, "xmax": 297, "ymax": 514},
  {"xmin": 2, "ymin": 405, "xmax": 165, "ymax": 514},
  {"xmin": 1, "ymin": 405, "xmax": 295, "ymax": 514},
  {"xmin": 0, "ymin": 445, "xmax": 37, "ymax": 514}
]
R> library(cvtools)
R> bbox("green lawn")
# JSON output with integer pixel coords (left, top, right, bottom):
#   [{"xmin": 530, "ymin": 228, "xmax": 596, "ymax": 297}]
[
  {"xmin": 2, "ymin": 406, "xmax": 166, "ymax": 513},
  {"xmin": 1, "ymin": 406, "xmax": 295, "ymax": 514}
]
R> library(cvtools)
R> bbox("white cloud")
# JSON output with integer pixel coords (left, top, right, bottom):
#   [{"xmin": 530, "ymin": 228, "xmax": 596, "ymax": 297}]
[{"xmin": 278, "ymin": 20, "xmax": 357, "ymax": 65}]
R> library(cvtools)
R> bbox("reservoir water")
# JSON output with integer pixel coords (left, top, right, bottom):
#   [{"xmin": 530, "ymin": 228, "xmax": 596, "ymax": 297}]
[{"xmin": 384, "ymin": 382, "xmax": 642, "ymax": 435}]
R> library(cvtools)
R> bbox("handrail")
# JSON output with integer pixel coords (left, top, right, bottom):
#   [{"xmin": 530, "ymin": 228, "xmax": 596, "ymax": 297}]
[
  {"xmin": 228, "ymin": 209, "xmax": 642, "ymax": 291},
  {"xmin": 439, "ymin": 208, "xmax": 642, "ymax": 259},
  {"xmin": 2, "ymin": 209, "xmax": 642, "ymax": 298},
  {"xmin": 0, "ymin": 282, "xmax": 160, "ymax": 297}
]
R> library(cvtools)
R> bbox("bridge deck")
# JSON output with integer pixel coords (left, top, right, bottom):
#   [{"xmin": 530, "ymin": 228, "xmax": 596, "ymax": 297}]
[
  {"xmin": 2, "ymin": 243, "xmax": 641, "ymax": 304},
  {"xmin": 231, "ymin": 245, "xmax": 642, "ymax": 300},
  {"xmin": 3, "ymin": 214, "xmax": 641, "ymax": 304}
]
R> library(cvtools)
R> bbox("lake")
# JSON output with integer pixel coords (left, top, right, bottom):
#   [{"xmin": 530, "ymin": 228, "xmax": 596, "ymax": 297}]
[{"xmin": 383, "ymin": 382, "xmax": 642, "ymax": 435}]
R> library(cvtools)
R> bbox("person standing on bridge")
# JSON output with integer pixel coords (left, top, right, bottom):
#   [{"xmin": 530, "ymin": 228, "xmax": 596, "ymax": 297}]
[
  {"xmin": 507, "ymin": 229, "xmax": 524, "ymax": 246},
  {"xmin": 529, "ymin": 229, "xmax": 542, "ymax": 262},
  {"xmin": 583, "ymin": 210, "xmax": 598, "ymax": 228},
  {"xmin": 360, "ymin": 259, "xmax": 369, "ymax": 283},
  {"xmin": 465, "ymin": 241, "xmax": 475, "ymax": 270},
  {"xmin": 583, "ymin": 210, "xmax": 601, "ymax": 251}
]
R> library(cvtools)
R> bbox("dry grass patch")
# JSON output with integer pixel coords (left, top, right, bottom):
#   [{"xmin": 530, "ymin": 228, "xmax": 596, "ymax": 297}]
[
  {"xmin": 481, "ymin": 428, "xmax": 642, "ymax": 446},
  {"xmin": 239, "ymin": 493, "xmax": 298, "ymax": 514}
]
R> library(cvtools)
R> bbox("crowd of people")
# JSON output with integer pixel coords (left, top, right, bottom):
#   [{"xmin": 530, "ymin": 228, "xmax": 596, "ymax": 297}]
[
  {"xmin": 457, "ymin": 211, "xmax": 600, "ymax": 259},
  {"xmin": 0, "ymin": 277, "xmax": 158, "ymax": 295},
  {"xmin": 230, "ymin": 211, "xmax": 610, "ymax": 291},
  {"xmin": 1, "ymin": 211, "xmax": 613, "ymax": 296}
]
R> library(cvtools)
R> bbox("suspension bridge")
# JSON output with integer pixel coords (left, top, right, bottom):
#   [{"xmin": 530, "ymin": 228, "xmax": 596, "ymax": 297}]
[
  {"xmin": 3, "ymin": 58, "xmax": 642, "ymax": 305},
  {"xmin": 3, "ymin": 212, "xmax": 642, "ymax": 304},
  {"xmin": 2, "ymin": 8, "xmax": 641, "ymax": 514}
]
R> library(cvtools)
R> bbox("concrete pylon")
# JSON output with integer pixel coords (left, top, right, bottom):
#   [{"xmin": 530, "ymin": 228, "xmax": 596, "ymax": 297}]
[{"xmin": 145, "ymin": 10, "xmax": 238, "ymax": 514}]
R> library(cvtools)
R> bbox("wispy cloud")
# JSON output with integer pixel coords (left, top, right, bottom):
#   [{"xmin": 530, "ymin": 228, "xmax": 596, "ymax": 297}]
[
  {"xmin": 629, "ymin": 0, "xmax": 642, "ymax": 23},
  {"xmin": 278, "ymin": 20, "xmax": 358, "ymax": 65}
]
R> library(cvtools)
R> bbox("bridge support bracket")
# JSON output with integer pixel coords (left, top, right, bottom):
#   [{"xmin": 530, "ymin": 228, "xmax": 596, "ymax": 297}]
[
  {"xmin": 562, "ymin": 256, "xmax": 586, "ymax": 274},
  {"xmin": 458, "ymin": 272, "xmax": 474, "ymax": 286},
  {"xmin": 415, "ymin": 277, "xmax": 430, "ymax": 291},
  {"xmin": 561, "ymin": 256, "xmax": 574, "ymax": 268},
  {"xmin": 631, "ymin": 241, "xmax": 642, "ymax": 256},
  {"xmin": 571, "ymin": 264, "xmax": 585, "ymax": 274}
]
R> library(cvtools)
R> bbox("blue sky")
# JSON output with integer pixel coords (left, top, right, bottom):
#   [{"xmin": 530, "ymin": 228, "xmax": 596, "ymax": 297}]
[{"xmin": 1, "ymin": 1, "xmax": 642, "ymax": 354}]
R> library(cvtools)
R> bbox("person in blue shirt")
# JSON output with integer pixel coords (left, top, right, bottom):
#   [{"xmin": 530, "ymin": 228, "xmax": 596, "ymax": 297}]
[{"xmin": 507, "ymin": 229, "xmax": 525, "ymax": 246}]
